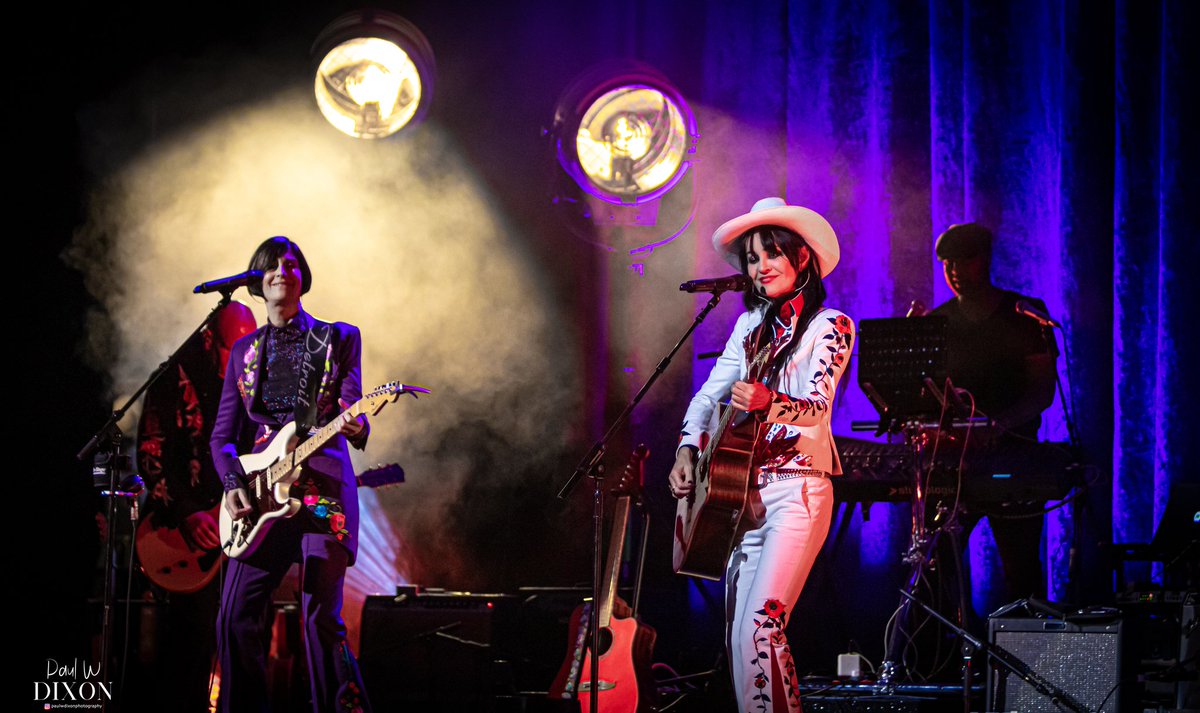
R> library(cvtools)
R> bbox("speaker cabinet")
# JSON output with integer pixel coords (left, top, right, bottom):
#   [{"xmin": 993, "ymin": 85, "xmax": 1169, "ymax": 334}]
[
  {"xmin": 360, "ymin": 591, "xmax": 520, "ymax": 709},
  {"xmin": 1118, "ymin": 592, "xmax": 1198, "ymax": 710},
  {"xmin": 987, "ymin": 617, "xmax": 1122, "ymax": 712}
]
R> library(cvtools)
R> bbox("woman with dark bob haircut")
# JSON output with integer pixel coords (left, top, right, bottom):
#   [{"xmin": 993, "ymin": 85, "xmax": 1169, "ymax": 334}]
[
  {"xmin": 211, "ymin": 235, "xmax": 372, "ymax": 712},
  {"xmin": 246, "ymin": 236, "xmax": 313, "ymax": 298},
  {"xmin": 669, "ymin": 198, "xmax": 854, "ymax": 712}
]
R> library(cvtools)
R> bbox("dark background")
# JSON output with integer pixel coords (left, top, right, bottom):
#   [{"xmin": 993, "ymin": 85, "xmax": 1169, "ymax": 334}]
[{"xmin": 29, "ymin": 0, "xmax": 1196, "ymax": 705}]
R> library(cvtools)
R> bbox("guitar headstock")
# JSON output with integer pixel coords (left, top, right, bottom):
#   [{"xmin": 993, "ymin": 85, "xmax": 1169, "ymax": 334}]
[
  {"xmin": 612, "ymin": 444, "xmax": 649, "ymax": 499},
  {"xmin": 361, "ymin": 381, "xmax": 432, "ymax": 416},
  {"xmin": 356, "ymin": 463, "xmax": 405, "ymax": 489}
]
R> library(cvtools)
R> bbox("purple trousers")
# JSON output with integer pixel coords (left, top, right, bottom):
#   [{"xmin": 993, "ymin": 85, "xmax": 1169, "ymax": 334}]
[{"xmin": 217, "ymin": 518, "xmax": 369, "ymax": 713}]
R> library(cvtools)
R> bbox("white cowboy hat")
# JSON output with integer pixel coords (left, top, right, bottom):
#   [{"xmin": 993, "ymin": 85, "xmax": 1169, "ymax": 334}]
[{"xmin": 711, "ymin": 197, "xmax": 840, "ymax": 277}]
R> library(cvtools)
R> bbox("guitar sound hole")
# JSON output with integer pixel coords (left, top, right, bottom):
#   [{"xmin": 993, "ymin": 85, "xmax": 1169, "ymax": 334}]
[{"xmin": 594, "ymin": 627, "xmax": 613, "ymax": 656}]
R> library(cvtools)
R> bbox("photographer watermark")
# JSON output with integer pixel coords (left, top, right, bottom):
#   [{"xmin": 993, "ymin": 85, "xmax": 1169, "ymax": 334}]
[{"xmin": 34, "ymin": 659, "xmax": 113, "ymax": 709}]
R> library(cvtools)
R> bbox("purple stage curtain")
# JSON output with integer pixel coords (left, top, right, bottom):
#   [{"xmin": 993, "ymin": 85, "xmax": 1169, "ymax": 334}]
[
  {"xmin": 677, "ymin": 0, "xmax": 1194, "ymax": 613},
  {"xmin": 1112, "ymin": 0, "xmax": 1199, "ymax": 579}
]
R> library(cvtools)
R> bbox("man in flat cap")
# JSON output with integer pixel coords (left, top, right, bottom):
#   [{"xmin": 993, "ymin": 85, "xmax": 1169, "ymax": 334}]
[{"xmin": 931, "ymin": 222, "xmax": 1058, "ymax": 601}]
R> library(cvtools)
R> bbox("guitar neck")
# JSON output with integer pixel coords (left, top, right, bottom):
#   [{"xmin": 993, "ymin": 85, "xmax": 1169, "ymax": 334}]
[
  {"xmin": 266, "ymin": 400, "xmax": 368, "ymax": 488},
  {"xmin": 598, "ymin": 496, "xmax": 631, "ymax": 628},
  {"xmin": 704, "ymin": 343, "xmax": 771, "ymax": 461}
]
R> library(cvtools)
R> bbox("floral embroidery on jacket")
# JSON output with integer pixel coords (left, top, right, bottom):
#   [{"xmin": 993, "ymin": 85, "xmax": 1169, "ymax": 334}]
[
  {"xmin": 743, "ymin": 292, "xmax": 807, "ymax": 361},
  {"xmin": 301, "ymin": 478, "xmax": 351, "ymax": 541},
  {"xmin": 763, "ymin": 314, "xmax": 854, "ymax": 426},
  {"xmin": 138, "ymin": 363, "xmax": 213, "ymax": 525},
  {"xmin": 239, "ymin": 334, "xmax": 262, "ymax": 401}
]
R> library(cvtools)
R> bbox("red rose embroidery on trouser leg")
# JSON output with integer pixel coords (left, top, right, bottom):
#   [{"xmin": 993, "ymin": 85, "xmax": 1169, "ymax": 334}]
[{"xmin": 746, "ymin": 599, "xmax": 801, "ymax": 711}]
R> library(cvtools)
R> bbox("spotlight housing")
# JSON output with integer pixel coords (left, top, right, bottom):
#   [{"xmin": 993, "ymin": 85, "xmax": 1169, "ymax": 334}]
[
  {"xmin": 552, "ymin": 63, "xmax": 698, "ymax": 206},
  {"xmin": 312, "ymin": 10, "xmax": 435, "ymax": 139}
]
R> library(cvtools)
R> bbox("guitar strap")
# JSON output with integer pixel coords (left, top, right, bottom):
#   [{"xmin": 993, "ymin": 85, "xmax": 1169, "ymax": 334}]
[{"xmin": 293, "ymin": 319, "xmax": 334, "ymax": 442}]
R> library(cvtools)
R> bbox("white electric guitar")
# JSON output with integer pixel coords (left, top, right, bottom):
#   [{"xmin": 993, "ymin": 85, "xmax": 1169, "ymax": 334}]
[{"xmin": 219, "ymin": 381, "xmax": 428, "ymax": 559}]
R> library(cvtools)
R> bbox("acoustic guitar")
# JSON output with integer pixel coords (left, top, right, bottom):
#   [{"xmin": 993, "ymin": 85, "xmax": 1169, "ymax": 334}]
[
  {"xmin": 672, "ymin": 343, "xmax": 772, "ymax": 580},
  {"xmin": 550, "ymin": 446, "xmax": 657, "ymax": 712}
]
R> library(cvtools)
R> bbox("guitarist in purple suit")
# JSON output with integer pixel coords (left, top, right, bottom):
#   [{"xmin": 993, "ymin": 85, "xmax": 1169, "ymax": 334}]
[
  {"xmin": 669, "ymin": 198, "xmax": 853, "ymax": 713},
  {"xmin": 211, "ymin": 236, "xmax": 371, "ymax": 713}
]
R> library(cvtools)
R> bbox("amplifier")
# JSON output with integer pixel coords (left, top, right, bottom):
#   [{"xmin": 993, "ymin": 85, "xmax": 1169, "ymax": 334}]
[
  {"xmin": 359, "ymin": 590, "xmax": 520, "ymax": 709},
  {"xmin": 987, "ymin": 617, "xmax": 1123, "ymax": 712},
  {"xmin": 1117, "ymin": 591, "xmax": 1198, "ymax": 710}
]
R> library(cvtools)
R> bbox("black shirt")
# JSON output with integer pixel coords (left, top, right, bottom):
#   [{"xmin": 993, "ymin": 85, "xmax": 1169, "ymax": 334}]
[{"xmin": 931, "ymin": 289, "xmax": 1057, "ymax": 437}]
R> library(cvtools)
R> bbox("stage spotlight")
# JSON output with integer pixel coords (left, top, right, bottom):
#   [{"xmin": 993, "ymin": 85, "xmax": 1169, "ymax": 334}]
[
  {"xmin": 312, "ymin": 10, "xmax": 435, "ymax": 139},
  {"xmin": 553, "ymin": 63, "xmax": 698, "ymax": 206}
]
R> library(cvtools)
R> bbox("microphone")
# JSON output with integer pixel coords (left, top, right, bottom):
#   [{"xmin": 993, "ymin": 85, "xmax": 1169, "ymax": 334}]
[
  {"xmin": 679, "ymin": 274, "xmax": 751, "ymax": 293},
  {"xmin": 1014, "ymin": 300, "xmax": 1061, "ymax": 329},
  {"xmin": 193, "ymin": 270, "xmax": 263, "ymax": 295}
]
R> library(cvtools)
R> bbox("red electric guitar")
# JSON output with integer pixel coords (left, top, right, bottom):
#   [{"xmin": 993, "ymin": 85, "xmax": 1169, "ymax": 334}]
[{"xmin": 549, "ymin": 446, "xmax": 657, "ymax": 712}]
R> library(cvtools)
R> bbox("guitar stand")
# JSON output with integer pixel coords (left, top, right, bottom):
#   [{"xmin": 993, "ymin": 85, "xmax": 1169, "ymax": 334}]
[{"xmin": 555, "ymin": 290, "xmax": 728, "ymax": 713}]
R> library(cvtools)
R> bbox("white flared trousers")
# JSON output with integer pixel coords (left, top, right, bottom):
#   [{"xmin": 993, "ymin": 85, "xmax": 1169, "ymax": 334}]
[{"xmin": 725, "ymin": 476, "xmax": 834, "ymax": 712}]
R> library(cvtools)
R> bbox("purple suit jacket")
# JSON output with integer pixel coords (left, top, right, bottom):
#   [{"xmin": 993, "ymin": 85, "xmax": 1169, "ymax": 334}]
[{"xmin": 210, "ymin": 309, "xmax": 368, "ymax": 562}]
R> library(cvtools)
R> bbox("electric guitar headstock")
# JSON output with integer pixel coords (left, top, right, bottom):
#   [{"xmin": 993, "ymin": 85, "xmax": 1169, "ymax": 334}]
[
  {"xmin": 360, "ymin": 382, "xmax": 432, "ymax": 416},
  {"xmin": 356, "ymin": 463, "xmax": 406, "ymax": 490}
]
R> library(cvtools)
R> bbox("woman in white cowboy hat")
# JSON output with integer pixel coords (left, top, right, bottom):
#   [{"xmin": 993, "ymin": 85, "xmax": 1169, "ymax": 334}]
[{"xmin": 669, "ymin": 197, "xmax": 854, "ymax": 712}]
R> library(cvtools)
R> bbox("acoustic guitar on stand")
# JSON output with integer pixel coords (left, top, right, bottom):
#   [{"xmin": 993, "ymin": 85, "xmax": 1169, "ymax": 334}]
[{"xmin": 550, "ymin": 445, "xmax": 657, "ymax": 712}]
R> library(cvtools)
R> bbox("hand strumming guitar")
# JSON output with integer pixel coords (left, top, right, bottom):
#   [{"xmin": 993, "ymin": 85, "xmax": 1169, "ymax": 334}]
[
  {"xmin": 668, "ymin": 447, "xmax": 696, "ymax": 499},
  {"xmin": 224, "ymin": 488, "xmax": 251, "ymax": 521}
]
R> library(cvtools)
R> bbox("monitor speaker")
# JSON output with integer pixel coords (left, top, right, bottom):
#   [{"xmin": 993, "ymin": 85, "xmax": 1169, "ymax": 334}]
[
  {"xmin": 987, "ymin": 617, "xmax": 1122, "ymax": 712},
  {"xmin": 359, "ymin": 591, "xmax": 518, "ymax": 709}
]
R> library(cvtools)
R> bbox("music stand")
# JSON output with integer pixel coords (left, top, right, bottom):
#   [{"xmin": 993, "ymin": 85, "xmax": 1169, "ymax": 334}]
[
  {"xmin": 856, "ymin": 316, "xmax": 979, "ymax": 688},
  {"xmin": 857, "ymin": 316, "xmax": 950, "ymax": 435}
]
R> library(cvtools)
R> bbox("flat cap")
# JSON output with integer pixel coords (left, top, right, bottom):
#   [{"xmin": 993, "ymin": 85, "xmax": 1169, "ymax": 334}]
[{"xmin": 935, "ymin": 223, "xmax": 993, "ymax": 260}]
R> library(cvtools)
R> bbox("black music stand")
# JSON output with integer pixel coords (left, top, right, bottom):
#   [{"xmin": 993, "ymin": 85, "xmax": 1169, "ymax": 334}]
[
  {"xmin": 856, "ymin": 316, "xmax": 980, "ymax": 689},
  {"xmin": 857, "ymin": 316, "xmax": 951, "ymax": 436}
]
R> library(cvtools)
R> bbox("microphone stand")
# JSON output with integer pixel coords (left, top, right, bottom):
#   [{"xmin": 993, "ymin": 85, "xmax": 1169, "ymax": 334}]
[
  {"xmin": 1032, "ymin": 321, "xmax": 1081, "ymax": 453},
  {"xmin": 1032, "ymin": 318, "xmax": 1087, "ymax": 602},
  {"xmin": 898, "ymin": 590, "xmax": 1090, "ymax": 713},
  {"xmin": 555, "ymin": 288, "xmax": 730, "ymax": 713},
  {"xmin": 77, "ymin": 289, "xmax": 239, "ymax": 707}
]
